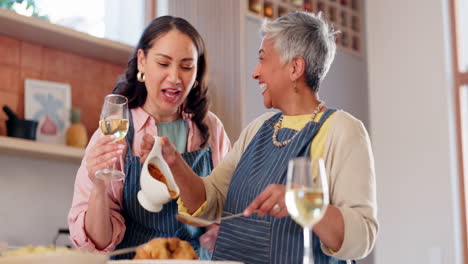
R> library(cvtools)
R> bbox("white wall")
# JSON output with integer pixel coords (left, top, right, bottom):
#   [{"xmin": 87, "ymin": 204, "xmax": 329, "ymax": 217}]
[
  {"xmin": 0, "ymin": 154, "xmax": 78, "ymax": 247},
  {"xmin": 243, "ymin": 15, "xmax": 276, "ymax": 127},
  {"xmin": 367, "ymin": 1, "xmax": 463, "ymax": 263},
  {"xmin": 321, "ymin": 50, "xmax": 369, "ymax": 127},
  {"xmin": 167, "ymin": 0, "xmax": 243, "ymax": 139}
]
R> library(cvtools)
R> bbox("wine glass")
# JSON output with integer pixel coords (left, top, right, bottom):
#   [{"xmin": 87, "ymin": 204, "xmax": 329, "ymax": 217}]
[
  {"xmin": 285, "ymin": 157, "xmax": 329, "ymax": 264},
  {"xmin": 95, "ymin": 94, "xmax": 129, "ymax": 181}
]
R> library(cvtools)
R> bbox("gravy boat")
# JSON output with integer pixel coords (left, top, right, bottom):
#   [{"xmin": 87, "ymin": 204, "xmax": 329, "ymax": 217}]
[{"xmin": 137, "ymin": 136, "xmax": 180, "ymax": 212}]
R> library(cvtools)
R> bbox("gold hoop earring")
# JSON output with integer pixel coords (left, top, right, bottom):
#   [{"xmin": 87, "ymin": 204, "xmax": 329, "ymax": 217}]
[{"xmin": 137, "ymin": 71, "xmax": 145, "ymax": 82}]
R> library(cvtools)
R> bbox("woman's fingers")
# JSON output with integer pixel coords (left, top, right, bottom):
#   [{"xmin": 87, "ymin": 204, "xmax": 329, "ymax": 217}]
[
  {"xmin": 268, "ymin": 200, "xmax": 288, "ymax": 218},
  {"xmin": 160, "ymin": 136, "xmax": 178, "ymax": 166},
  {"xmin": 86, "ymin": 135, "xmax": 125, "ymax": 179},
  {"xmin": 139, "ymin": 135, "xmax": 178, "ymax": 165},
  {"xmin": 95, "ymin": 151, "xmax": 121, "ymax": 168},
  {"xmin": 244, "ymin": 188, "xmax": 272, "ymax": 217},
  {"xmin": 87, "ymin": 144, "xmax": 124, "ymax": 166},
  {"xmin": 244, "ymin": 184, "xmax": 288, "ymax": 218},
  {"xmin": 142, "ymin": 134, "xmax": 155, "ymax": 147},
  {"xmin": 87, "ymin": 137, "xmax": 118, "ymax": 159},
  {"xmin": 94, "ymin": 143, "xmax": 125, "ymax": 159},
  {"xmin": 260, "ymin": 186, "xmax": 287, "ymax": 217},
  {"xmin": 140, "ymin": 134, "xmax": 155, "ymax": 163},
  {"xmin": 97, "ymin": 135, "xmax": 118, "ymax": 146},
  {"xmin": 91, "ymin": 137, "xmax": 124, "ymax": 154}
]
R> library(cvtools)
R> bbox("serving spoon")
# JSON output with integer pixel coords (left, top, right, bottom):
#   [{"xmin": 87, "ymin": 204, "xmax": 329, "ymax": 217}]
[
  {"xmin": 107, "ymin": 245, "xmax": 143, "ymax": 257},
  {"xmin": 175, "ymin": 213, "xmax": 245, "ymax": 227}
]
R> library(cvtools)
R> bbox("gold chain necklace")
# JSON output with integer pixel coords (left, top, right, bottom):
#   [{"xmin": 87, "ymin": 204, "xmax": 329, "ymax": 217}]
[{"xmin": 272, "ymin": 101, "xmax": 325, "ymax": 147}]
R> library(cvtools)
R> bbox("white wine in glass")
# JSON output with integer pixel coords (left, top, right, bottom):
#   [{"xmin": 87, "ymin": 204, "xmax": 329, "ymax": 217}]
[
  {"xmin": 95, "ymin": 94, "xmax": 129, "ymax": 181},
  {"xmin": 99, "ymin": 119, "xmax": 129, "ymax": 142},
  {"xmin": 285, "ymin": 157, "xmax": 329, "ymax": 264}
]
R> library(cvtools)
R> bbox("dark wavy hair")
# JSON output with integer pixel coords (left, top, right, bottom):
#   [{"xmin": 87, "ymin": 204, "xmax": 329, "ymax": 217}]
[{"xmin": 113, "ymin": 16, "xmax": 210, "ymax": 148}]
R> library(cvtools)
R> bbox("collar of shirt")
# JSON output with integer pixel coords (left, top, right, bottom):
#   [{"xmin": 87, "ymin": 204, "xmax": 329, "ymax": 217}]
[
  {"xmin": 132, "ymin": 106, "xmax": 194, "ymax": 134},
  {"xmin": 131, "ymin": 107, "xmax": 197, "ymax": 152}
]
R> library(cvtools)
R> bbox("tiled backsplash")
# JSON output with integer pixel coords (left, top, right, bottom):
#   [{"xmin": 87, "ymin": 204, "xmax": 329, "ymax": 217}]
[{"xmin": 0, "ymin": 34, "xmax": 127, "ymax": 139}]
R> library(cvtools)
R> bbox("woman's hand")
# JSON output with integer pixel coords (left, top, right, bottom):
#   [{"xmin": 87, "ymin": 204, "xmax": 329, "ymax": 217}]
[
  {"xmin": 199, "ymin": 223, "xmax": 220, "ymax": 253},
  {"xmin": 140, "ymin": 134, "xmax": 179, "ymax": 166},
  {"xmin": 140, "ymin": 134, "xmax": 155, "ymax": 164},
  {"xmin": 159, "ymin": 136, "xmax": 179, "ymax": 166},
  {"xmin": 243, "ymin": 184, "xmax": 289, "ymax": 218},
  {"xmin": 86, "ymin": 135, "xmax": 125, "ymax": 188}
]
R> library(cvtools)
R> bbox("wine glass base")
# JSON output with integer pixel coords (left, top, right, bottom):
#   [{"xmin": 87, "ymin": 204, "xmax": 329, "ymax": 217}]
[{"xmin": 95, "ymin": 169, "xmax": 125, "ymax": 181}]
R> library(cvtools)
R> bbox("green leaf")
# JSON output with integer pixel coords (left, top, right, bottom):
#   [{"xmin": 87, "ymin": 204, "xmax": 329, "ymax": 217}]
[
  {"xmin": 26, "ymin": 0, "xmax": 34, "ymax": 10},
  {"xmin": 1, "ymin": 0, "xmax": 49, "ymax": 22},
  {"xmin": 0, "ymin": 0, "xmax": 18, "ymax": 9}
]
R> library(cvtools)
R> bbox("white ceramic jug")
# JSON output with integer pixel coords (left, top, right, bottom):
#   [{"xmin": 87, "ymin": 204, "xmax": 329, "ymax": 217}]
[{"xmin": 137, "ymin": 136, "xmax": 180, "ymax": 212}]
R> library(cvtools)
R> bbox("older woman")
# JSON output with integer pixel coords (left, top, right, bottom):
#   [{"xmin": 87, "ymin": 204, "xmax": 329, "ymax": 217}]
[{"xmin": 142, "ymin": 12, "xmax": 377, "ymax": 263}]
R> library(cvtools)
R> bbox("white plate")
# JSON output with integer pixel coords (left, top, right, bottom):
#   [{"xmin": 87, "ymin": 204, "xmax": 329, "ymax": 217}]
[
  {"xmin": 0, "ymin": 252, "xmax": 108, "ymax": 264},
  {"xmin": 109, "ymin": 261, "xmax": 242, "ymax": 264}
]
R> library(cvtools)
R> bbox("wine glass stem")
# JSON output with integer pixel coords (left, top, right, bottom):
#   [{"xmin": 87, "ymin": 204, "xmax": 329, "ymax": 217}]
[{"xmin": 303, "ymin": 227, "xmax": 314, "ymax": 264}]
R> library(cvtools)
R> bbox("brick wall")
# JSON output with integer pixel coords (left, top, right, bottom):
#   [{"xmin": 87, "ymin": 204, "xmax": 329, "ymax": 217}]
[{"xmin": 0, "ymin": 34, "xmax": 127, "ymax": 140}]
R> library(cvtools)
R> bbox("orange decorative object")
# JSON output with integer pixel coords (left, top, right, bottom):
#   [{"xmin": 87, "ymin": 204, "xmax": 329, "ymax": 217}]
[
  {"xmin": 264, "ymin": 6, "xmax": 273, "ymax": 17},
  {"xmin": 66, "ymin": 108, "xmax": 88, "ymax": 148}
]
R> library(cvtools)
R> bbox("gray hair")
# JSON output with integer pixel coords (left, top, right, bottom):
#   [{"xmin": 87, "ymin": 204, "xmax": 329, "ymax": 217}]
[{"xmin": 261, "ymin": 12, "xmax": 338, "ymax": 92}]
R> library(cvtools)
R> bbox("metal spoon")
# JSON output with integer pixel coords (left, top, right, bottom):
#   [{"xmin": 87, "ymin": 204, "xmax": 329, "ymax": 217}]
[
  {"xmin": 107, "ymin": 245, "xmax": 142, "ymax": 257},
  {"xmin": 176, "ymin": 213, "xmax": 245, "ymax": 227}
]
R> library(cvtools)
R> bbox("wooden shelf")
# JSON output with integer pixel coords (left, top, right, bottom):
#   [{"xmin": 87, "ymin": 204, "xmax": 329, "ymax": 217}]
[
  {"xmin": 245, "ymin": 0, "xmax": 363, "ymax": 56},
  {"xmin": 0, "ymin": 136, "xmax": 85, "ymax": 163},
  {"xmin": 0, "ymin": 8, "xmax": 133, "ymax": 65},
  {"xmin": 245, "ymin": 11, "xmax": 265, "ymax": 21}
]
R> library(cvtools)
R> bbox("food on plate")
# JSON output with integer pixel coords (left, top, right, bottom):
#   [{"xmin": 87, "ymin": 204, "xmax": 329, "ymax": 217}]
[
  {"xmin": 1, "ymin": 246, "xmax": 70, "ymax": 257},
  {"xmin": 134, "ymin": 237, "xmax": 197, "ymax": 260},
  {"xmin": 148, "ymin": 163, "xmax": 178, "ymax": 199},
  {"xmin": 0, "ymin": 246, "xmax": 108, "ymax": 264}
]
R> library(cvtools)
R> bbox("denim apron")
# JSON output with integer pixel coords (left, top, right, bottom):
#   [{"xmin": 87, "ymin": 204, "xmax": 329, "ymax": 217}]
[
  {"xmin": 212, "ymin": 109, "xmax": 352, "ymax": 264},
  {"xmin": 113, "ymin": 111, "xmax": 213, "ymax": 259}
]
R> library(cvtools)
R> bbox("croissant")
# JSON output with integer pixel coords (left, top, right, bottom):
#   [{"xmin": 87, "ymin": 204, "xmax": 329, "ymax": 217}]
[{"xmin": 134, "ymin": 237, "xmax": 197, "ymax": 260}]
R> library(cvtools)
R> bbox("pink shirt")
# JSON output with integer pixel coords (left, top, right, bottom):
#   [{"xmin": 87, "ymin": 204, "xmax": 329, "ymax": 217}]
[{"xmin": 67, "ymin": 107, "xmax": 231, "ymax": 252}]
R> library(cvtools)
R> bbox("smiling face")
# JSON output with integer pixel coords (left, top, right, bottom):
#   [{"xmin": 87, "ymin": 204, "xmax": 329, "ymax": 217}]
[
  {"xmin": 252, "ymin": 37, "xmax": 291, "ymax": 109},
  {"xmin": 138, "ymin": 30, "xmax": 198, "ymax": 118}
]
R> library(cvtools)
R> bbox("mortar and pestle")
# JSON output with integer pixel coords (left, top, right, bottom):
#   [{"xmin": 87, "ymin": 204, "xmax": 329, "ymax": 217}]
[{"xmin": 3, "ymin": 105, "xmax": 38, "ymax": 140}]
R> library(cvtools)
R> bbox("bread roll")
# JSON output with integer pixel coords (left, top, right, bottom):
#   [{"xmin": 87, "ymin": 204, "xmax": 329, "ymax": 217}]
[{"xmin": 134, "ymin": 237, "xmax": 197, "ymax": 260}]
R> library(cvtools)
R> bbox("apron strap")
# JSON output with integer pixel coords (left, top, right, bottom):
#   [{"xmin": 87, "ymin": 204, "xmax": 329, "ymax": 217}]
[
  {"xmin": 125, "ymin": 109, "xmax": 135, "ymax": 157},
  {"xmin": 264, "ymin": 112, "xmax": 283, "ymax": 127},
  {"xmin": 299, "ymin": 108, "xmax": 337, "ymax": 157},
  {"xmin": 315, "ymin": 108, "xmax": 337, "ymax": 125}
]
